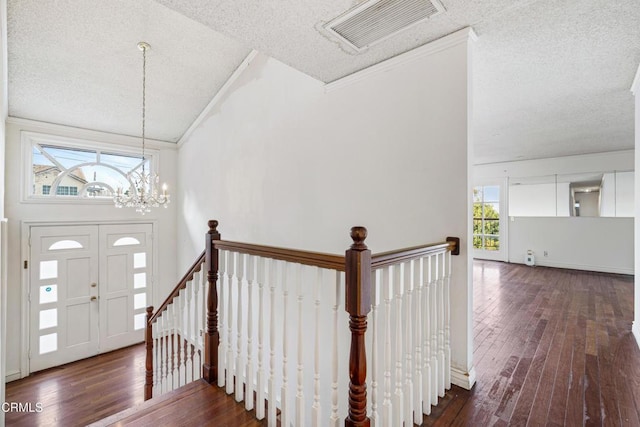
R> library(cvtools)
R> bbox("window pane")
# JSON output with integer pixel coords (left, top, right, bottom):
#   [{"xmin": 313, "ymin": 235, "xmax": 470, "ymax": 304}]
[
  {"xmin": 39, "ymin": 333, "xmax": 57, "ymax": 354},
  {"xmin": 473, "ymin": 203, "xmax": 483, "ymax": 219},
  {"xmin": 101, "ymin": 152, "xmax": 143, "ymax": 174},
  {"xmin": 483, "ymin": 203, "xmax": 499, "ymax": 219},
  {"xmin": 484, "ymin": 237, "xmax": 500, "ymax": 251},
  {"xmin": 134, "ymin": 313, "xmax": 146, "ymax": 331},
  {"xmin": 40, "ymin": 308, "xmax": 57, "ymax": 329},
  {"xmin": 484, "ymin": 219, "xmax": 500, "ymax": 235},
  {"xmin": 134, "ymin": 293, "xmax": 146, "ymax": 310},
  {"xmin": 40, "ymin": 260, "xmax": 58, "ymax": 280},
  {"xmin": 473, "ymin": 219, "xmax": 482, "ymax": 235},
  {"xmin": 40, "ymin": 285, "xmax": 58, "ymax": 304},
  {"xmin": 134, "ymin": 272, "xmax": 146, "ymax": 289},
  {"xmin": 42, "ymin": 145, "xmax": 96, "ymax": 168},
  {"xmin": 33, "ymin": 145, "xmax": 55, "ymax": 167},
  {"xmin": 473, "ymin": 235, "xmax": 483, "ymax": 249},
  {"xmin": 134, "ymin": 252, "xmax": 146, "ymax": 269},
  {"xmin": 483, "ymin": 186, "xmax": 500, "ymax": 202},
  {"xmin": 473, "ymin": 187, "xmax": 483, "ymax": 203},
  {"xmin": 72, "ymin": 165, "xmax": 128, "ymax": 197}
]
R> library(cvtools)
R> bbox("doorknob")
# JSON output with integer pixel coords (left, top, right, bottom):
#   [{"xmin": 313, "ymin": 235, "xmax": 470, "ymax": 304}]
[
  {"xmin": 90, "ymin": 296, "xmax": 98, "ymax": 301},
  {"xmin": 90, "ymin": 283, "xmax": 97, "ymax": 288}
]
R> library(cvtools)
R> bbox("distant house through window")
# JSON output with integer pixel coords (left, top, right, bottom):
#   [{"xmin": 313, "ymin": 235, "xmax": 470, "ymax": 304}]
[{"xmin": 24, "ymin": 133, "xmax": 161, "ymax": 202}]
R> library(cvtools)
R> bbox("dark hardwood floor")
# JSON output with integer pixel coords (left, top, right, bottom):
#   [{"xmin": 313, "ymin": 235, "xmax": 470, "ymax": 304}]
[
  {"xmin": 423, "ymin": 260, "xmax": 640, "ymax": 426},
  {"xmin": 5, "ymin": 343, "xmax": 147, "ymax": 426},
  {"xmin": 5, "ymin": 261, "xmax": 639, "ymax": 426}
]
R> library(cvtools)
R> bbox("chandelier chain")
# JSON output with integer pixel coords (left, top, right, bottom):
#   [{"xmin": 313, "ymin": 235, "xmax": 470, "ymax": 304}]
[{"xmin": 141, "ymin": 44, "xmax": 146, "ymax": 174}]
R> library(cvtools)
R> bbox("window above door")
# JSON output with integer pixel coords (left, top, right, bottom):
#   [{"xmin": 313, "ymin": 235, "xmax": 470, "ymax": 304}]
[{"xmin": 22, "ymin": 131, "xmax": 161, "ymax": 204}]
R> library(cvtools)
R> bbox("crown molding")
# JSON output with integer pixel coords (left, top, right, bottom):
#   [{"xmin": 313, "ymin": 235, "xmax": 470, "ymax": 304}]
[
  {"xmin": 5, "ymin": 117, "xmax": 177, "ymax": 150},
  {"xmin": 631, "ymin": 63, "xmax": 640, "ymax": 95},
  {"xmin": 177, "ymin": 50, "xmax": 260, "ymax": 148},
  {"xmin": 325, "ymin": 27, "xmax": 477, "ymax": 93}
]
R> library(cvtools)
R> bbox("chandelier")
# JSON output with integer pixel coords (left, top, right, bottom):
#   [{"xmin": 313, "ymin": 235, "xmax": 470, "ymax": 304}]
[{"xmin": 114, "ymin": 41, "xmax": 170, "ymax": 214}]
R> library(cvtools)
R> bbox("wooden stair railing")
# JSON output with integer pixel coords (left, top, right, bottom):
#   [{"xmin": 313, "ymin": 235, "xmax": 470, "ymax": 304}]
[
  {"xmin": 145, "ymin": 219, "xmax": 459, "ymax": 427},
  {"xmin": 145, "ymin": 250, "xmax": 206, "ymax": 400}
]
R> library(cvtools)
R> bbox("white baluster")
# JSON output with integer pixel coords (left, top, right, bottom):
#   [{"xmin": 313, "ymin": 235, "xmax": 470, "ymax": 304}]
[
  {"xmin": 437, "ymin": 252, "xmax": 445, "ymax": 397},
  {"xmin": 281, "ymin": 262, "xmax": 291, "ymax": 427},
  {"xmin": 165, "ymin": 310, "xmax": 173, "ymax": 392},
  {"xmin": 268, "ymin": 260, "xmax": 278, "ymax": 427},
  {"xmin": 152, "ymin": 321, "xmax": 159, "ymax": 394},
  {"xmin": 422, "ymin": 255, "xmax": 431, "ymax": 414},
  {"xmin": 159, "ymin": 315, "xmax": 166, "ymax": 394},
  {"xmin": 217, "ymin": 256, "xmax": 226, "ymax": 388},
  {"xmin": 445, "ymin": 250, "xmax": 452, "ymax": 389},
  {"xmin": 430, "ymin": 254, "xmax": 438, "ymax": 405},
  {"xmin": 178, "ymin": 290, "xmax": 186, "ymax": 387},
  {"xmin": 226, "ymin": 251, "xmax": 235, "ymax": 394},
  {"xmin": 256, "ymin": 257, "xmax": 266, "ymax": 420},
  {"xmin": 172, "ymin": 301, "xmax": 180, "ymax": 389},
  {"xmin": 312, "ymin": 268, "xmax": 322, "ymax": 427},
  {"xmin": 330, "ymin": 271, "xmax": 341, "ymax": 427},
  {"xmin": 370, "ymin": 270, "xmax": 380, "ymax": 426},
  {"xmin": 185, "ymin": 277, "xmax": 194, "ymax": 384},
  {"xmin": 193, "ymin": 268, "xmax": 203, "ymax": 381},
  {"xmin": 295, "ymin": 264, "xmax": 305, "ymax": 426},
  {"xmin": 404, "ymin": 262, "xmax": 414, "ymax": 426},
  {"xmin": 393, "ymin": 265, "xmax": 404, "ymax": 427},
  {"xmin": 246, "ymin": 255, "xmax": 255, "ymax": 411},
  {"xmin": 413, "ymin": 258, "xmax": 424, "ymax": 423},
  {"xmin": 382, "ymin": 267, "xmax": 392, "ymax": 426},
  {"xmin": 235, "ymin": 253, "xmax": 245, "ymax": 402}
]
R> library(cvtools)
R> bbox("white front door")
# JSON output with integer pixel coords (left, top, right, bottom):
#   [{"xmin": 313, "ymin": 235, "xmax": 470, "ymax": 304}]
[
  {"xmin": 29, "ymin": 223, "xmax": 153, "ymax": 372},
  {"xmin": 29, "ymin": 225, "xmax": 100, "ymax": 372},
  {"xmin": 99, "ymin": 224, "xmax": 152, "ymax": 352}
]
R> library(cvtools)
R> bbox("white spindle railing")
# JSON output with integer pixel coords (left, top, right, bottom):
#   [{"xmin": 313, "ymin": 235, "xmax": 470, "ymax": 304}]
[
  {"xmin": 145, "ymin": 223, "xmax": 456, "ymax": 427},
  {"xmin": 146, "ymin": 254, "xmax": 206, "ymax": 399},
  {"xmin": 367, "ymin": 247, "xmax": 452, "ymax": 425}
]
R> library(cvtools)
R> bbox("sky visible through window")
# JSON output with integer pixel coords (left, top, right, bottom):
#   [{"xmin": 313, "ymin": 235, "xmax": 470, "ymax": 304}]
[{"xmin": 32, "ymin": 143, "xmax": 147, "ymax": 198}]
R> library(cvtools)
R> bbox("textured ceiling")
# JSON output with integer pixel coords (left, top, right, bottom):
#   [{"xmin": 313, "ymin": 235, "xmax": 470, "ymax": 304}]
[
  {"xmin": 7, "ymin": 0, "xmax": 251, "ymax": 142},
  {"xmin": 7, "ymin": 0, "xmax": 640, "ymax": 163}
]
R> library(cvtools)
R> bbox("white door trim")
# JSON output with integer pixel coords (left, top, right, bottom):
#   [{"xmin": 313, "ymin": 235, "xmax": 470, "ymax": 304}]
[{"xmin": 20, "ymin": 218, "xmax": 158, "ymax": 378}]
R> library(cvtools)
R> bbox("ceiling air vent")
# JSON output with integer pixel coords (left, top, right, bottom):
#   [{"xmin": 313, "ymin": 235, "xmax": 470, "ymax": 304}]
[{"xmin": 323, "ymin": 0, "xmax": 446, "ymax": 53}]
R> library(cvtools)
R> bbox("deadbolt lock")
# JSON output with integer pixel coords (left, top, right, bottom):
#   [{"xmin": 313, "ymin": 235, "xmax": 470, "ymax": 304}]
[
  {"xmin": 90, "ymin": 283, "xmax": 97, "ymax": 288},
  {"xmin": 90, "ymin": 296, "xmax": 98, "ymax": 301}
]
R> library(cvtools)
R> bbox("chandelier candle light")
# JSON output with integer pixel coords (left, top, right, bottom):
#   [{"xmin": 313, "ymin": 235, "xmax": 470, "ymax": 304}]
[{"xmin": 114, "ymin": 41, "xmax": 170, "ymax": 214}]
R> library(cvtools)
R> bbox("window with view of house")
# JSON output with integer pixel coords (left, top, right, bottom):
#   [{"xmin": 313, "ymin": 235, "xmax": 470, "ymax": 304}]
[{"xmin": 24, "ymin": 133, "xmax": 159, "ymax": 202}]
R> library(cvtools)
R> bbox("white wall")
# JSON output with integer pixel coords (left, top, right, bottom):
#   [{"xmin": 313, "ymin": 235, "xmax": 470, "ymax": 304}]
[
  {"xmin": 476, "ymin": 151, "xmax": 635, "ymax": 274},
  {"xmin": 509, "ymin": 217, "xmax": 633, "ymax": 274},
  {"xmin": 177, "ymin": 30, "xmax": 476, "ymax": 388},
  {"xmin": 0, "ymin": 0, "xmax": 7, "ymax": 417},
  {"xmin": 633, "ymin": 64, "xmax": 640, "ymax": 343},
  {"xmin": 3, "ymin": 118, "xmax": 178, "ymax": 380},
  {"xmin": 508, "ymin": 182, "xmax": 570, "ymax": 216}
]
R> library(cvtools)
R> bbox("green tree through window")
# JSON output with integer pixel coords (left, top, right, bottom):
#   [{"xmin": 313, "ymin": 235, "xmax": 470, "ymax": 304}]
[{"xmin": 473, "ymin": 186, "xmax": 500, "ymax": 251}]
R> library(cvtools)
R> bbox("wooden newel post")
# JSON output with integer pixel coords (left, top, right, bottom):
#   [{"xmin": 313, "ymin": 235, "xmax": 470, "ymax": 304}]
[
  {"xmin": 144, "ymin": 305, "xmax": 154, "ymax": 401},
  {"xmin": 203, "ymin": 220, "xmax": 221, "ymax": 383},
  {"xmin": 345, "ymin": 226, "xmax": 372, "ymax": 427}
]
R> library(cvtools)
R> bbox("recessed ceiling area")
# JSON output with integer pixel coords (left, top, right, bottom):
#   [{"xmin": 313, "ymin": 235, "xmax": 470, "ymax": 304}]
[{"xmin": 6, "ymin": 0, "xmax": 640, "ymax": 163}]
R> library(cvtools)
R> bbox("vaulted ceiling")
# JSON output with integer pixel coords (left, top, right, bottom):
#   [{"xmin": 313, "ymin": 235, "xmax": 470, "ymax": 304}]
[{"xmin": 7, "ymin": 0, "xmax": 640, "ymax": 164}]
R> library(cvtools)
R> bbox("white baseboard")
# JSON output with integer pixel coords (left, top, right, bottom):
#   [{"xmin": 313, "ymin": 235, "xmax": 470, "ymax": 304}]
[
  {"xmin": 451, "ymin": 366, "xmax": 476, "ymax": 390},
  {"xmin": 633, "ymin": 321, "xmax": 640, "ymax": 347},
  {"xmin": 5, "ymin": 370, "xmax": 21, "ymax": 383},
  {"xmin": 510, "ymin": 260, "xmax": 633, "ymax": 275}
]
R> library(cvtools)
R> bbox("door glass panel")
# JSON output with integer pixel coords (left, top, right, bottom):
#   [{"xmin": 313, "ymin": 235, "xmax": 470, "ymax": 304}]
[
  {"xmin": 39, "ymin": 260, "xmax": 58, "ymax": 280},
  {"xmin": 40, "ymin": 308, "xmax": 58, "ymax": 329},
  {"xmin": 40, "ymin": 285, "xmax": 58, "ymax": 304},
  {"xmin": 133, "ymin": 252, "xmax": 146, "ymax": 269},
  {"xmin": 134, "ymin": 272, "xmax": 146, "ymax": 289},
  {"xmin": 113, "ymin": 237, "xmax": 140, "ymax": 247},
  {"xmin": 134, "ymin": 313, "xmax": 146, "ymax": 331},
  {"xmin": 134, "ymin": 293, "xmax": 146, "ymax": 310},
  {"xmin": 48, "ymin": 240, "xmax": 83, "ymax": 250},
  {"xmin": 39, "ymin": 333, "xmax": 57, "ymax": 354}
]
